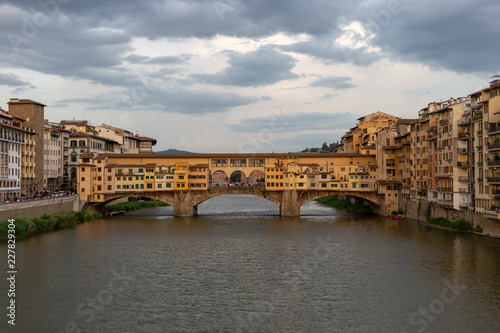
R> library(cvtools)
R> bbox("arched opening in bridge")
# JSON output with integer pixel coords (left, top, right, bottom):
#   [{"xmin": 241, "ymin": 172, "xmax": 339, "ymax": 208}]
[
  {"xmin": 303, "ymin": 194, "xmax": 378, "ymax": 216},
  {"xmin": 196, "ymin": 193, "xmax": 279, "ymax": 216},
  {"xmin": 230, "ymin": 170, "xmax": 247, "ymax": 185},
  {"xmin": 248, "ymin": 170, "xmax": 265, "ymax": 185},
  {"xmin": 211, "ymin": 170, "xmax": 229, "ymax": 186}
]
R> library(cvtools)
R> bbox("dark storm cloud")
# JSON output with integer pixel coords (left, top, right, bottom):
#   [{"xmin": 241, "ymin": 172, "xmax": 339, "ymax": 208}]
[
  {"xmin": 226, "ymin": 111, "xmax": 357, "ymax": 132},
  {"xmin": 192, "ymin": 46, "xmax": 299, "ymax": 87},
  {"xmin": 0, "ymin": 72, "xmax": 34, "ymax": 88},
  {"xmin": 55, "ymin": 87, "xmax": 258, "ymax": 114},
  {"xmin": 352, "ymin": 0, "xmax": 500, "ymax": 73},
  {"xmin": 310, "ymin": 76, "xmax": 356, "ymax": 90},
  {"xmin": 0, "ymin": 0, "xmax": 497, "ymax": 107},
  {"xmin": 281, "ymin": 35, "xmax": 381, "ymax": 66},
  {"xmin": 148, "ymin": 88, "xmax": 258, "ymax": 114}
]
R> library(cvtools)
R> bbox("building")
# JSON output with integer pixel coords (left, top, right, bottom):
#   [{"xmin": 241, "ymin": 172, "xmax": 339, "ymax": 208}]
[
  {"xmin": 137, "ymin": 136, "xmax": 157, "ymax": 153},
  {"xmin": 68, "ymin": 132, "xmax": 107, "ymax": 189},
  {"xmin": 7, "ymin": 98, "xmax": 45, "ymax": 197},
  {"xmin": 43, "ymin": 122, "xmax": 70, "ymax": 193},
  {"xmin": 340, "ymin": 111, "xmax": 400, "ymax": 154},
  {"xmin": 96, "ymin": 124, "xmax": 140, "ymax": 154},
  {"xmin": 0, "ymin": 108, "xmax": 31, "ymax": 201}
]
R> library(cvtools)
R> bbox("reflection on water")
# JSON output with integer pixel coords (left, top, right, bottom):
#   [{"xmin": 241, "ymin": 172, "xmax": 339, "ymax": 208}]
[{"xmin": 1, "ymin": 194, "xmax": 499, "ymax": 333}]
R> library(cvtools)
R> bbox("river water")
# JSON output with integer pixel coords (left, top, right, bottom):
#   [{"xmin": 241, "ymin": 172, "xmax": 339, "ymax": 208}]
[{"xmin": 1, "ymin": 194, "xmax": 500, "ymax": 333}]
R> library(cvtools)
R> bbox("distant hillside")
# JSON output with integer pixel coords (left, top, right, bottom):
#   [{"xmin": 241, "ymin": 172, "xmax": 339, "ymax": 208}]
[{"xmin": 155, "ymin": 148, "xmax": 194, "ymax": 154}]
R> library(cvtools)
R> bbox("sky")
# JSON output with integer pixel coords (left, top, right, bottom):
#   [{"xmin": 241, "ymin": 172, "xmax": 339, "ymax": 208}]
[{"xmin": 0, "ymin": 0, "xmax": 499, "ymax": 153}]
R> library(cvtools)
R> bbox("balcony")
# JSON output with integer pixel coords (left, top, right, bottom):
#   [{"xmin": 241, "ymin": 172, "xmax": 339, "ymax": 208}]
[
  {"xmin": 457, "ymin": 162, "xmax": 470, "ymax": 169},
  {"xmin": 458, "ymin": 132, "xmax": 470, "ymax": 140},
  {"xmin": 477, "ymin": 130, "xmax": 483, "ymax": 137},
  {"xmin": 478, "ymin": 178, "xmax": 484, "ymax": 183},
  {"xmin": 438, "ymin": 199, "xmax": 454, "ymax": 208},
  {"xmin": 458, "ymin": 188, "xmax": 473, "ymax": 193},
  {"xmin": 492, "ymin": 190, "xmax": 500, "ymax": 198},
  {"xmin": 487, "ymin": 143, "xmax": 500, "ymax": 151},
  {"xmin": 458, "ymin": 176, "xmax": 470, "ymax": 182},
  {"xmin": 487, "ymin": 160, "xmax": 500, "ymax": 167},
  {"xmin": 459, "ymin": 202, "xmax": 470, "ymax": 208},
  {"xmin": 457, "ymin": 118, "xmax": 471, "ymax": 126},
  {"xmin": 486, "ymin": 177, "xmax": 500, "ymax": 183},
  {"xmin": 426, "ymin": 135, "xmax": 438, "ymax": 141},
  {"xmin": 440, "ymin": 119, "xmax": 449, "ymax": 126},
  {"xmin": 488, "ymin": 126, "xmax": 500, "ymax": 135},
  {"xmin": 481, "ymin": 210, "xmax": 500, "ymax": 219},
  {"xmin": 457, "ymin": 147, "xmax": 468, "ymax": 154},
  {"xmin": 426, "ymin": 126, "xmax": 438, "ymax": 132},
  {"xmin": 437, "ymin": 187, "xmax": 453, "ymax": 192}
]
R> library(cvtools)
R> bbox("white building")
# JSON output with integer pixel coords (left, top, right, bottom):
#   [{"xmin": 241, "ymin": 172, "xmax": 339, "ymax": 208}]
[{"xmin": 0, "ymin": 109, "xmax": 28, "ymax": 201}]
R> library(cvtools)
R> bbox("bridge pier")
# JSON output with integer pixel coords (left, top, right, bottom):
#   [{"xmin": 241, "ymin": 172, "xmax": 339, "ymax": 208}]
[
  {"xmin": 173, "ymin": 191, "xmax": 198, "ymax": 217},
  {"xmin": 280, "ymin": 190, "xmax": 300, "ymax": 217}
]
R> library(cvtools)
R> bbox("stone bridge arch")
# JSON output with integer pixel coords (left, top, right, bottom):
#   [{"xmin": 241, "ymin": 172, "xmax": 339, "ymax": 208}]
[
  {"xmin": 296, "ymin": 190, "xmax": 385, "ymax": 215},
  {"xmin": 191, "ymin": 186, "xmax": 282, "ymax": 207}
]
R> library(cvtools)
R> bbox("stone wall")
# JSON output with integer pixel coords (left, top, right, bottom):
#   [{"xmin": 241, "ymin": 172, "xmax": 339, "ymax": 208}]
[
  {"xmin": 400, "ymin": 197, "xmax": 500, "ymax": 238},
  {"xmin": 0, "ymin": 195, "xmax": 80, "ymax": 221}
]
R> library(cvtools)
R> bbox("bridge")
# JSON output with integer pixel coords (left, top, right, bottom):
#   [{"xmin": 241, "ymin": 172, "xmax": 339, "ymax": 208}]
[
  {"xmin": 78, "ymin": 152, "xmax": 397, "ymax": 216},
  {"xmin": 91, "ymin": 186, "xmax": 386, "ymax": 216}
]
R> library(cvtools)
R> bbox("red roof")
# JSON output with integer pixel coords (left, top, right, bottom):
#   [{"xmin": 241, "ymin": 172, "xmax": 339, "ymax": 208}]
[
  {"xmin": 8, "ymin": 98, "xmax": 46, "ymax": 106},
  {"xmin": 137, "ymin": 136, "xmax": 157, "ymax": 143}
]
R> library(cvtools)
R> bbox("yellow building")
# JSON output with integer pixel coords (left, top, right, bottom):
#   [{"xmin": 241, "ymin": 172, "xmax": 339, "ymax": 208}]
[{"xmin": 341, "ymin": 111, "xmax": 399, "ymax": 154}]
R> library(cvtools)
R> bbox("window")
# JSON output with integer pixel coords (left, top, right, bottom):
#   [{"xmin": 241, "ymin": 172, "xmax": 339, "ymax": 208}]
[
  {"xmin": 139, "ymin": 168, "xmax": 143, "ymax": 173},
  {"xmin": 117, "ymin": 185, "xmax": 121, "ymax": 189},
  {"xmin": 117, "ymin": 169, "xmax": 122, "ymax": 174},
  {"xmin": 179, "ymin": 175, "xmax": 184, "ymax": 179},
  {"xmin": 81, "ymin": 177, "xmax": 85, "ymax": 181},
  {"xmin": 141, "ymin": 184, "xmax": 144, "ymax": 189},
  {"xmin": 166, "ymin": 183, "xmax": 171, "ymax": 188},
  {"xmin": 158, "ymin": 184, "xmax": 162, "ymax": 189},
  {"xmin": 147, "ymin": 183, "xmax": 153, "ymax": 189},
  {"xmin": 128, "ymin": 177, "xmax": 132, "ymax": 181},
  {"xmin": 117, "ymin": 177, "xmax": 121, "ymax": 180},
  {"xmin": 135, "ymin": 184, "xmax": 139, "ymax": 189}
]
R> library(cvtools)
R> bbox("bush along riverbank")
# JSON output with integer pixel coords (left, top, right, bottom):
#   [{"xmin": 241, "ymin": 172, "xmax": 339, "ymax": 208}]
[
  {"xmin": 105, "ymin": 200, "xmax": 168, "ymax": 213},
  {"xmin": 315, "ymin": 195, "xmax": 373, "ymax": 213},
  {"xmin": 428, "ymin": 217, "xmax": 483, "ymax": 233},
  {"xmin": 0, "ymin": 211, "xmax": 101, "ymax": 240}
]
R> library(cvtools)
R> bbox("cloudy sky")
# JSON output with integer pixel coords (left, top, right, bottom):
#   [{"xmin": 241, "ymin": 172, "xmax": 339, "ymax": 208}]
[{"xmin": 0, "ymin": 0, "xmax": 498, "ymax": 152}]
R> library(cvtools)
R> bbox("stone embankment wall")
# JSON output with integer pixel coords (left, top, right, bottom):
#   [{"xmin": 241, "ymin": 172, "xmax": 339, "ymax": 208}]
[
  {"xmin": 0, "ymin": 195, "xmax": 80, "ymax": 220},
  {"xmin": 399, "ymin": 197, "xmax": 500, "ymax": 238}
]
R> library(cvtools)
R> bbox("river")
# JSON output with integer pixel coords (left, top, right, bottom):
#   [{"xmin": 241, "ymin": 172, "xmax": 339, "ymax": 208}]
[{"xmin": 1, "ymin": 194, "xmax": 500, "ymax": 332}]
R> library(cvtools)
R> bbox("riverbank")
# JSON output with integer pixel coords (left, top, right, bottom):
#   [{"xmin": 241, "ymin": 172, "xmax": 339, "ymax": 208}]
[
  {"xmin": 105, "ymin": 200, "xmax": 168, "ymax": 213},
  {"xmin": 400, "ymin": 197, "xmax": 500, "ymax": 238},
  {"xmin": 315, "ymin": 195, "xmax": 373, "ymax": 213},
  {"xmin": 0, "ymin": 211, "xmax": 101, "ymax": 240}
]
